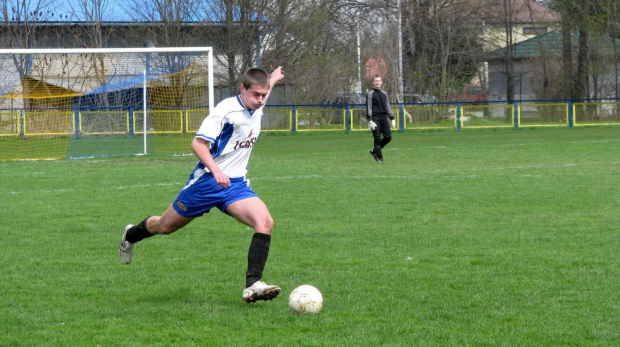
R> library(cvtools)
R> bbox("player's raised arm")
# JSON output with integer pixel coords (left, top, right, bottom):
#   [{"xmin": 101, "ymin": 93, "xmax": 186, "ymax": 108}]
[{"xmin": 266, "ymin": 66, "xmax": 284, "ymax": 101}]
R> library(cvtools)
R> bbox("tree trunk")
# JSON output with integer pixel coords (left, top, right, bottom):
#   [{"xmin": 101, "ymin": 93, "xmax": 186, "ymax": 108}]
[
  {"xmin": 560, "ymin": 13, "xmax": 574, "ymax": 99},
  {"xmin": 574, "ymin": 27, "xmax": 590, "ymax": 99}
]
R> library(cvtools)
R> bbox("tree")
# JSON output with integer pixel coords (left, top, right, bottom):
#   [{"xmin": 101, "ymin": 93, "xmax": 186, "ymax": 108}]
[
  {"xmin": 70, "ymin": 0, "xmax": 114, "ymax": 107},
  {"xmin": 195, "ymin": 0, "xmax": 278, "ymax": 96},
  {"xmin": 1, "ymin": 0, "xmax": 61, "ymax": 81},
  {"xmin": 120, "ymin": 0, "xmax": 211, "ymax": 107},
  {"xmin": 550, "ymin": 0, "xmax": 613, "ymax": 99},
  {"xmin": 523, "ymin": 0, "xmax": 556, "ymax": 99},
  {"xmin": 0, "ymin": 0, "xmax": 66, "ymax": 109},
  {"xmin": 485, "ymin": 0, "xmax": 525, "ymax": 102},
  {"xmin": 400, "ymin": 0, "xmax": 485, "ymax": 101},
  {"xmin": 259, "ymin": 0, "xmax": 367, "ymax": 103},
  {"xmin": 121, "ymin": 0, "xmax": 202, "ymax": 47},
  {"xmin": 607, "ymin": 0, "xmax": 619, "ymax": 98}
]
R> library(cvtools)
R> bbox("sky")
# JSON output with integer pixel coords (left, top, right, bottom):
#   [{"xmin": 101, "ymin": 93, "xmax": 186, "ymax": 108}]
[
  {"xmin": 55, "ymin": 0, "xmax": 131, "ymax": 21},
  {"xmin": 14, "ymin": 0, "xmax": 248, "ymax": 23}
]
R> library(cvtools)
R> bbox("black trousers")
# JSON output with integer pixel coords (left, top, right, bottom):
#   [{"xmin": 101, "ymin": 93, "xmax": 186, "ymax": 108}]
[{"xmin": 371, "ymin": 114, "xmax": 392, "ymax": 158}]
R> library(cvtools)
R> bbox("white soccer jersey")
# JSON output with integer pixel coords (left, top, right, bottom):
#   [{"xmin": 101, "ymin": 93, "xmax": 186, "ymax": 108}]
[{"xmin": 195, "ymin": 95, "xmax": 262, "ymax": 178}]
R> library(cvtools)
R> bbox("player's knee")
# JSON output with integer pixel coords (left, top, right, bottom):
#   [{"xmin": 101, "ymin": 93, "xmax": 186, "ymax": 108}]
[
  {"xmin": 264, "ymin": 216, "xmax": 274, "ymax": 233},
  {"xmin": 257, "ymin": 216, "xmax": 274, "ymax": 234}
]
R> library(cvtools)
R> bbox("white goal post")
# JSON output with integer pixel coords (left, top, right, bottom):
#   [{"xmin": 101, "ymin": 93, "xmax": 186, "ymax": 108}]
[{"xmin": 0, "ymin": 47, "xmax": 214, "ymax": 160}]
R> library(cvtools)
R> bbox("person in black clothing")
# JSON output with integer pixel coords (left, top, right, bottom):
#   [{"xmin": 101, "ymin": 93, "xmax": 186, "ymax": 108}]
[{"xmin": 366, "ymin": 76, "xmax": 396, "ymax": 162}]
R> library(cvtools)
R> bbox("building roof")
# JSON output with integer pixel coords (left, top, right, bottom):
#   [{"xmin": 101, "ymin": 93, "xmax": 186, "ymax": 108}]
[{"xmin": 484, "ymin": 0, "xmax": 560, "ymax": 24}]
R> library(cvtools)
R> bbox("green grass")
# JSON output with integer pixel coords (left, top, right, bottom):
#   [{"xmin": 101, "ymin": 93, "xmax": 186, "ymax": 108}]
[
  {"xmin": 0, "ymin": 136, "xmax": 70, "ymax": 160},
  {"xmin": 1, "ymin": 127, "xmax": 619, "ymax": 346}
]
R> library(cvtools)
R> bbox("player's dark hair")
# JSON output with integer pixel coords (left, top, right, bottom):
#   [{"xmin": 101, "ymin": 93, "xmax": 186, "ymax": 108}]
[{"xmin": 241, "ymin": 68, "xmax": 270, "ymax": 89}]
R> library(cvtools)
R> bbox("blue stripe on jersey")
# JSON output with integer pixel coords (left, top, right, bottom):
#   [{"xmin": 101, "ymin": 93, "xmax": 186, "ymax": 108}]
[{"xmin": 209, "ymin": 122, "xmax": 235, "ymax": 158}]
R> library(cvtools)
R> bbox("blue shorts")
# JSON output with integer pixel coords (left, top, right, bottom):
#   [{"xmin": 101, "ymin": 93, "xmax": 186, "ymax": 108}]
[{"xmin": 172, "ymin": 171, "xmax": 258, "ymax": 218}]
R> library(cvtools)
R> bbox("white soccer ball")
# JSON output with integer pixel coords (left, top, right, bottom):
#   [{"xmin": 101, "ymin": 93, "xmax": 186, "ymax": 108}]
[{"xmin": 288, "ymin": 285, "xmax": 323, "ymax": 314}]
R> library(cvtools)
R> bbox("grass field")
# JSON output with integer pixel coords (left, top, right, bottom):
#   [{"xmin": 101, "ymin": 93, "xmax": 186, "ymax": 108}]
[{"xmin": 1, "ymin": 127, "xmax": 619, "ymax": 346}]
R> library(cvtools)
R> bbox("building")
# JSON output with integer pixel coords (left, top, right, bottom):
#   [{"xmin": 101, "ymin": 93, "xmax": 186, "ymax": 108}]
[
  {"xmin": 478, "ymin": 0, "xmax": 561, "ymax": 98},
  {"xmin": 482, "ymin": 0, "xmax": 561, "ymax": 50},
  {"xmin": 486, "ymin": 30, "xmax": 620, "ymax": 100}
]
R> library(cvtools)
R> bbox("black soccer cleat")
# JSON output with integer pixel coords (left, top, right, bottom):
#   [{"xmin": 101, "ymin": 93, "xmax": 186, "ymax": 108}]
[{"xmin": 369, "ymin": 149, "xmax": 380, "ymax": 161}]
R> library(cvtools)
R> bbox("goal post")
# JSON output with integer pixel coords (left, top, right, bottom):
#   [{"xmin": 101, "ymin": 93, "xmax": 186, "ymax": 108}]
[{"xmin": 0, "ymin": 47, "xmax": 214, "ymax": 160}]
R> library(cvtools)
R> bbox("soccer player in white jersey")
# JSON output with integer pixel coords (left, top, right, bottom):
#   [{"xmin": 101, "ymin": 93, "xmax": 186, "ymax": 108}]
[{"xmin": 120, "ymin": 66, "xmax": 285, "ymax": 303}]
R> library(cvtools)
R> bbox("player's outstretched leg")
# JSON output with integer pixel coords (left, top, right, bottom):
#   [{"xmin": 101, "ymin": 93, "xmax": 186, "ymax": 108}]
[
  {"xmin": 119, "ymin": 224, "xmax": 135, "ymax": 264},
  {"xmin": 243, "ymin": 281, "xmax": 281, "ymax": 303}
]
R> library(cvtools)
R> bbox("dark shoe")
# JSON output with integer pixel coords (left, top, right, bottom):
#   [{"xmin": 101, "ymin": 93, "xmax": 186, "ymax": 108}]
[{"xmin": 369, "ymin": 149, "xmax": 380, "ymax": 161}]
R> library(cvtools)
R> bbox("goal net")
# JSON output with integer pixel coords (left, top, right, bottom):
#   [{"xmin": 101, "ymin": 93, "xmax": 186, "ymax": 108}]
[{"xmin": 0, "ymin": 47, "xmax": 213, "ymax": 160}]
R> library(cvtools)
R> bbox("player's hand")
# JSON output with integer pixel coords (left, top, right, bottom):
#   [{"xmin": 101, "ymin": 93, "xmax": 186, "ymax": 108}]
[
  {"xmin": 368, "ymin": 120, "xmax": 377, "ymax": 131},
  {"xmin": 391, "ymin": 119, "xmax": 396, "ymax": 128},
  {"xmin": 212, "ymin": 171, "xmax": 231, "ymax": 189},
  {"xmin": 271, "ymin": 66, "xmax": 285, "ymax": 83}
]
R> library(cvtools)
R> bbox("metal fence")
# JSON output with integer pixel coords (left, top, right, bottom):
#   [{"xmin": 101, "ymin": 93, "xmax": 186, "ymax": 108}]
[
  {"xmin": 1, "ymin": 99, "xmax": 619, "ymax": 138},
  {"xmin": 261, "ymin": 99, "xmax": 620, "ymax": 132}
]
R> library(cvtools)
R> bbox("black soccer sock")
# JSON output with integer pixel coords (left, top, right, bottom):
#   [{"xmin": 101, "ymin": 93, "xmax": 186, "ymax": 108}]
[
  {"xmin": 246, "ymin": 233, "xmax": 271, "ymax": 288},
  {"xmin": 125, "ymin": 216, "xmax": 154, "ymax": 244}
]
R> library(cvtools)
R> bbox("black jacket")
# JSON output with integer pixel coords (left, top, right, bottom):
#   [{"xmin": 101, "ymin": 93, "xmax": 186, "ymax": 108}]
[{"xmin": 366, "ymin": 89, "xmax": 394, "ymax": 121}]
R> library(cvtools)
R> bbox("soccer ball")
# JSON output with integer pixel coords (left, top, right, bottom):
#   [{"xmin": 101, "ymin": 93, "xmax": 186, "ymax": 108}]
[{"xmin": 288, "ymin": 285, "xmax": 323, "ymax": 314}]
